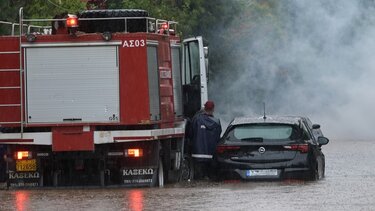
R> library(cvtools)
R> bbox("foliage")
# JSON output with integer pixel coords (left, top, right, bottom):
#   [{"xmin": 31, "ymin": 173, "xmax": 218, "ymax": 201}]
[
  {"xmin": 0, "ymin": 0, "xmax": 85, "ymax": 34},
  {"xmin": 23, "ymin": 0, "xmax": 85, "ymax": 19},
  {"xmin": 106, "ymin": 0, "xmax": 243, "ymax": 38},
  {"xmin": 0, "ymin": 0, "xmax": 274, "ymax": 76},
  {"xmin": 1, "ymin": 0, "xmax": 242, "ymax": 38},
  {"xmin": 0, "ymin": 0, "xmax": 22, "ymax": 34},
  {"xmin": 113, "ymin": 0, "xmax": 203, "ymax": 36}
]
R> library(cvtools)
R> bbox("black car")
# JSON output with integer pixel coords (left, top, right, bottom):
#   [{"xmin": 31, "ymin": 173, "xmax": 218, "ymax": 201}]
[{"xmin": 214, "ymin": 116, "xmax": 329, "ymax": 181}]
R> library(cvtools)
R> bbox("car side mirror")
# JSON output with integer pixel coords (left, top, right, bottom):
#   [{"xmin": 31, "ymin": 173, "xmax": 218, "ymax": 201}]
[
  {"xmin": 318, "ymin": 136, "xmax": 329, "ymax": 146},
  {"xmin": 312, "ymin": 124, "xmax": 320, "ymax": 129}
]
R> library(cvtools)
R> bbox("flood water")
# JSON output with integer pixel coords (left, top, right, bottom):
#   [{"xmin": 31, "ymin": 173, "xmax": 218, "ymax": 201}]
[{"xmin": 1, "ymin": 139, "xmax": 374, "ymax": 211}]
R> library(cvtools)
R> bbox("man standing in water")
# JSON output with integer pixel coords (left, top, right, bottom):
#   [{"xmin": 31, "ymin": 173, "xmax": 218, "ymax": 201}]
[{"xmin": 190, "ymin": 100, "xmax": 222, "ymax": 179}]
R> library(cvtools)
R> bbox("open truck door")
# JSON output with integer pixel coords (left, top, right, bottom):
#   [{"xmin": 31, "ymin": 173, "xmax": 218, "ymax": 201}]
[{"xmin": 182, "ymin": 36, "xmax": 209, "ymax": 118}]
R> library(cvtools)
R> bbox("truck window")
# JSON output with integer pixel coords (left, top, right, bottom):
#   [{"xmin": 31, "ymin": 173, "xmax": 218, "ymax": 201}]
[
  {"xmin": 183, "ymin": 41, "xmax": 200, "ymax": 85},
  {"xmin": 147, "ymin": 45, "xmax": 160, "ymax": 120},
  {"xmin": 172, "ymin": 46, "xmax": 183, "ymax": 116}
]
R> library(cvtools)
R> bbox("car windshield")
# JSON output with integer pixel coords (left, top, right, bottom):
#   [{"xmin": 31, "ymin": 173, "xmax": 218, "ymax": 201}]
[{"xmin": 227, "ymin": 124, "xmax": 299, "ymax": 142}]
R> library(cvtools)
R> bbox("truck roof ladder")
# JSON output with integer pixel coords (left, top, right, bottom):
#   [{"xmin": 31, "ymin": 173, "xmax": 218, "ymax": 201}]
[
  {"xmin": 0, "ymin": 8, "xmax": 25, "ymax": 138},
  {"xmin": 19, "ymin": 7, "xmax": 24, "ymax": 138}
]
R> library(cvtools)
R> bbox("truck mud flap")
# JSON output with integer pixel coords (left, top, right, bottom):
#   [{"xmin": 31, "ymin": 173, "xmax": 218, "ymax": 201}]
[
  {"xmin": 8, "ymin": 171, "xmax": 41, "ymax": 188},
  {"xmin": 121, "ymin": 167, "xmax": 157, "ymax": 187}
]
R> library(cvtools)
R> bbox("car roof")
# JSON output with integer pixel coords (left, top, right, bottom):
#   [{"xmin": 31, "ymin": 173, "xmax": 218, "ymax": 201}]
[{"xmin": 230, "ymin": 116, "xmax": 304, "ymax": 126}]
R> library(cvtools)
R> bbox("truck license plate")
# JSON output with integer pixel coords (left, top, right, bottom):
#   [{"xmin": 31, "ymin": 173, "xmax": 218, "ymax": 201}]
[
  {"xmin": 246, "ymin": 169, "xmax": 278, "ymax": 177},
  {"xmin": 16, "ymin": 159, "xmax": 37, "ymax": 172}
]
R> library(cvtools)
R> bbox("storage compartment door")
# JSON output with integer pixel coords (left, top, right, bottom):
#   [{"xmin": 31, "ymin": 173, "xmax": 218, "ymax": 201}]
[{"xmin": 25, "ymin": 45, "xmax": 119, "ymax": 123}]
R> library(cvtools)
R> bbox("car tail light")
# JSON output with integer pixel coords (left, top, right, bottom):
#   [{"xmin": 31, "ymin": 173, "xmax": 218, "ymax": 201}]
[
  {"xmin": 216, "ymin": 145, "xmax": 240, "ymax": 154},
  {"xmin": 284, "ymin": 144, "xmax": 309, "ymax": 153},
  {"xmin": 15, "ymin": 151, "xmax": 31, "ymax": 160},
  {"xmin": 125, "ymin": 149, "xmax": 143, "ymax": 158}
]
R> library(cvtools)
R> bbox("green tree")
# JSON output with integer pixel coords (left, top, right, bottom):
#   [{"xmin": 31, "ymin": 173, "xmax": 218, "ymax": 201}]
[
  {"xmin": 0, "ymin": 0, "xmax": 24, "ymax": 34},
  {"xmin": 0, "ymin": 0, "xmax": 85, "ymax": 34},
  {"xmin": 23, "ymin": 0, "xmax": 85, "ymax": 18}
]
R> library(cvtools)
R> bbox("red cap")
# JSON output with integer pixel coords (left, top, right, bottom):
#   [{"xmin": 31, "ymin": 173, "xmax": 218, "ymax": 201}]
[{"xmin": 204, "ymin": 100, "xmax": 215, "ymax": 110}]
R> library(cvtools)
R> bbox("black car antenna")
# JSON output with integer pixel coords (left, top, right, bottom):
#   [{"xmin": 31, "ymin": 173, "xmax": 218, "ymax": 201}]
[{"xmin": 263, "ymin": 102, "xmax": 267, "ymax": 121}]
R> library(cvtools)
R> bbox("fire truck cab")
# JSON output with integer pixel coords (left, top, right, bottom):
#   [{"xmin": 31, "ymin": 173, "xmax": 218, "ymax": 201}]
[{"xmin": 0, "ymin": 8, "xmax": 208, "ymax": 188}]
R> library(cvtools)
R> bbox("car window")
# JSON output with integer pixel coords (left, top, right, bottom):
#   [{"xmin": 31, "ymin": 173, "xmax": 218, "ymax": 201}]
[
  {"xmin": 305, "ymin": 118, "xmax": 313, "ymax": 129},
  {"xmin": 227, "ymin": 124, "xmax": 301, "ymax": 141},
  {"xmin": 304, "ymin": 118, "xmax": 323, "ymax": 138},
  {"xmin": 301, "ymin": 122, "xmax": 313, "ymax": 141}
]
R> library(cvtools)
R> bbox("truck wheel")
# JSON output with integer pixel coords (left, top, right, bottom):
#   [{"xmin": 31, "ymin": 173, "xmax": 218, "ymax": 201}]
[
  {"xmin": 157, "ymin": 157, "xmax": 164, "ymax": 187},
  {"xmin": 151, "ymin": 156, "xmax": 164, "ymax": 187}
]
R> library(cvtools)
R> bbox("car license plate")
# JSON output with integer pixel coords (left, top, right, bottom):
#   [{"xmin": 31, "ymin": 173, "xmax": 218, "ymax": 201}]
[
  {"xmin": 16, "ymin": 159, "xmax": 37, "ymax": 172},
  {"xmin": 246, "ymin": 169, "xmax": 278, "ymax": 177}
]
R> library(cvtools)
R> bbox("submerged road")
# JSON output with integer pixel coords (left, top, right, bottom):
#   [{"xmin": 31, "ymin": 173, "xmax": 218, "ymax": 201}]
[{"xmin": 1, "ymin": 139, "xmax": 374, "ymax": 211}]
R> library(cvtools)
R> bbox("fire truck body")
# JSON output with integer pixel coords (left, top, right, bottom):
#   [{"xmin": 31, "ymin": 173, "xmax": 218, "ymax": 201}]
[{"xmin": 0, "ymin": 8, "xmax": 208, "ymax": 188}]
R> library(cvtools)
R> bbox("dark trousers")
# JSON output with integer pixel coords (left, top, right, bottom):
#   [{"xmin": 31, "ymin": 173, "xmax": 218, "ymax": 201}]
[
  {"xmin": 0, "ymin": 161, "xmax": 5, "ymax": 182},
  {"xmin": 192, "ymin": 158, "xmax": 212, "ymax": 180}
]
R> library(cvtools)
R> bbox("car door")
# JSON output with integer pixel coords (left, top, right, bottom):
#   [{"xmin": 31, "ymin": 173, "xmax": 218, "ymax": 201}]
[
  {"xmin": 182, "ymin": 36, "xmax": 208, "ymax": 118},
  {"xmin": 305, "ymin": 117, "xmax": 324, "ymax": 141},
  {"xmin": 302, "ymin": 119, "xmax": 325, "ymax": 177}
]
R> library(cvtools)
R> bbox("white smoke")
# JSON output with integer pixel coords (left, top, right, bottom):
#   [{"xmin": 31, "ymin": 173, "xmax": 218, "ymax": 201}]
[{"xmin": 209, "ymin": 0, "xmax": 375, "ymax": 140}]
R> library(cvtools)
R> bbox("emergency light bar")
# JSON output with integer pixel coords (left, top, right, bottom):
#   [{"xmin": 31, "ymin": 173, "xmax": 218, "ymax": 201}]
[
  {"xmin": 158, "ymin": 21, "xmax": 176, "ymax": 35},
  {"xmin": 161, "ymin": 22, "xmax": 169, "ymax": 30},
  {"xmin": 66, "ymin": 15, "xmax": 78, "ymax": 28},
  {"xmin": 66, "ymin": 14, "xmax": 78, "ymax": 36}
]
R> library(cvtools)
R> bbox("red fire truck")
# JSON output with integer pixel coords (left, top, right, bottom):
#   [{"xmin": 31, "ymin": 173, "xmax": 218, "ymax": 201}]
[{"xmin": 0, "ymin": 8, "xmax": 208, "ymax": 188}]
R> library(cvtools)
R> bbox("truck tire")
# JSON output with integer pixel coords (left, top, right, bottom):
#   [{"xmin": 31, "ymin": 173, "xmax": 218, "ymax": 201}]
[
  {"xmin": 78, "ymin": 9, "xmax": 149, "ymax": 33},
  {"xmin": 151, "ymin": 156, "xmax": 164, "ymax": 187},
  {"xmin": 157, "ymin": 157, "xmax": 164, "ymax": 187}
]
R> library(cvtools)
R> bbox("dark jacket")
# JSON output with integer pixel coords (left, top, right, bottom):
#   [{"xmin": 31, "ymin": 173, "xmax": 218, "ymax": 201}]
[{"xmin": 191, "ymin": 112, "xmax": 222, "ymax": 161}]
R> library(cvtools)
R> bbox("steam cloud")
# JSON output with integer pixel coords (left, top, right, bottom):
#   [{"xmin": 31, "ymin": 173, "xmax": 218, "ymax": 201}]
[{"xmin": 209, "ymin": 1, "xmax": 375, "ymax": 140}]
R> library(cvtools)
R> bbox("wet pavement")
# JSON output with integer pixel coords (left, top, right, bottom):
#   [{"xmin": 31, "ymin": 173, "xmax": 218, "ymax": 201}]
[{"xmin": 1, "ymin": 139, "xmax": 374, "ymax": 211}]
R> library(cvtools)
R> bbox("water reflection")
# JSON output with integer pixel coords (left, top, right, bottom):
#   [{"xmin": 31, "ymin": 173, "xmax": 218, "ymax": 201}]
[
  {"xmin": 14, "ymin": 191, "xmax": 29, "ymax": 211},
  {"xmin": 127, "ymin": 189, "xmax": 144, "ymax": 211},
  {"xmin": 0, "ymin": 140, "xmax": 373, "ymax": 210}
]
